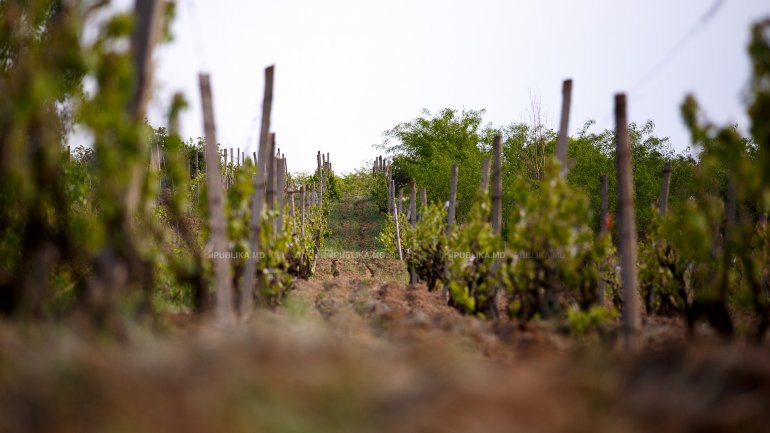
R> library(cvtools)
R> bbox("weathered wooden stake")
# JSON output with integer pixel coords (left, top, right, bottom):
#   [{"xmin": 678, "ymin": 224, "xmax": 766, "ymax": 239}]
[
  {"xmin": 300, "ymin": 186, "xmax": 306, "ymax": 239},
  {"xmin": 129, "ymin": 0, "xmax": 163, "ymax": 119},
  {"xmin": 387, "ymin": 164, "xmax": 393, "ymax": 214},
  {"xmin": 615, "ymin": 93, "xmax": 641, "ymax": 351},
  {"xmin": 480, "ymin": 158, "xmax": 490, "ymax": 192},
  {"xmin": 129, "ymin": 0, "xmax": 163, "ymax": 218},
  {"xmin": 276, "ymin": 157, "xmax": 285, "ymax": 232},
  {"xmin": 198, "ymin": 73, "xmax": 234, "ymax": 324},
  {"xmin": 409, "ymin": 181, "xmax": 417, "ymax": 283},
  {"xmin": 266, "ymin": 134, "xmax": 277, "ymax": 217},
  {"xmin": 447, "ymin": 164, "xmax": 458, "ymax": 237},
  {"xmin": 316, "ymin": 151, "xmax": 323, "ymax": 208},
  {"xmin": 420, "ymin": 187, "xmax": 427, "ymax": 210},
  {"xmin": 311, "ymin": 183, "xmax": 316, "ymax": 206},
  {"xmin": 290, "ymin": 187, "xmax": 296, "ymax": 236},
  {"xmin": 491, "ymin": 134, "xmax": 503, "ymax": 234},
  {"xmin": 410, "ymin": 182, "xmax": 417, "ymax": 227},
  {"xmin": 557, "ymin": 79, "xmax": 573, "ymax": 177},
  {"xmin": 391, "ymin": 180, "xmax": 403, "ymax": 261},
  {"xmin": 240, "ymin": 65, "xmax": 274, "ymax": 315}
]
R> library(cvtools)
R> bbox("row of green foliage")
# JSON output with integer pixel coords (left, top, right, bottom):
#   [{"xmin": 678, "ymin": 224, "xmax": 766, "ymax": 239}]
[
  {"xmin": 378, "ymin": 19, "xmax": 770, "ymax": 340},
  {"xmin": 157, "ymin": 141, "xmax": 331, "ymax": 311},
  {"xmin": 631, "ymin": 20, "xmax": 770, "ymax": 340},
  {"xmin": 0, "ymin": 1, "xmax": 196, "ymax": 321},
  {"xmin": 379, "ymin": 158, "xmax": 618, "ymax": 325},
  {"xmin": 0, "ymin": 2, "xmax": 330, "ymax": 322}
]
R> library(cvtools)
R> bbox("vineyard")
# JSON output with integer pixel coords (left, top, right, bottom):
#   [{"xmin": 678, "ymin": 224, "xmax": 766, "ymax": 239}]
[{"xmin": 2, "ymin": 1, "xmax": 770, "ymax": 433}]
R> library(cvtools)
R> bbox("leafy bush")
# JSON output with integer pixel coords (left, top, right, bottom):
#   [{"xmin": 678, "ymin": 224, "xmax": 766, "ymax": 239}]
[
  {"xmin": 369, "ymin": 172, "xmax": 389, "ymax": 213},
  {"xmin": 287, "ymin": 200, "xmax": 325, "ymax": 280},
  {"xmin": 504, "ymin": 160, "xmax": 610, "ymax": 321},
  {"xmin": 257, "ymin": 210, "xmax": 293, "ymax": 307},
  {"xmin": 638, "ymin": 208, "xmax": 690, "ymax": 316},
  {"xmin": 406, "ymin": 203, "xmax": 447, "ymax": 290},
  {"xmin": 337, "ymin": 167, "xmax": 377, "ymax": 198},
  {"xmin": 445, "ymin": 190, "xmax": 502, "ymax": 316}
]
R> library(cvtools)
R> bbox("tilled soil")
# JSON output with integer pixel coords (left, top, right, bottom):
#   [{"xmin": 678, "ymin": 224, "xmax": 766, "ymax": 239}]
[{"xmin": 2, "ymin": 196, "xmax": 770, "ymax": 433}]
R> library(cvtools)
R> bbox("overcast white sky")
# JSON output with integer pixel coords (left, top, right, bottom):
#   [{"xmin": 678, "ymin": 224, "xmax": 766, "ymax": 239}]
[{"xmin": 145, "ymin": 0, "xmax": 769, "ymax": 174}]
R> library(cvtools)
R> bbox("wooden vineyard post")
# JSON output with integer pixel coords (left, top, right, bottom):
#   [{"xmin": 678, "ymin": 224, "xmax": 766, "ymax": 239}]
[
  {"xmin": 491, "ymin": 134, "xmax": 503, "ymax": 234},
  {"xmin": 615, "ymin": 94, "xmax": 641, "ymax": 351},
  {"xmin": 222, "ymin": 148, "xmax": 227, "ymax": 188},
  {"xmin": 127, "ymin": 0, "xmax": 164, "ymax": 220},
  {"xmin": 387, "ymin": 164, "xmax": 393, "ymax": 214},
  {"xmin": 317, "ymin": 151, "xmax": 323, "ymax": 209},
  {"xmin": 266, "ymin": 134, "xmax": 277, "ymax": 225},
  {"xmin": 444, "ymin": 164, "xmax": 459, "ymax": 300},
  {"xmin": 129, "ymin": 0, "xmax": 162, "ymax": 119},
  {"xmin": 391, "ymin": 180, "xmax": 403, "ymax": 261},
  {"xmin": 557, "ymin": 79, "xmax": 573, "ymax": 177},
  {"xmin": 198, "ymin": 73, "xmax": 234, "ymax": 324},
  {"xmin": 480, "ymin": 158, "xmax": 491, "ymax": 192},
  {"xmin": 409, "ymin": 181, "xmax": 417, "ymax": 284},
  {"xmin": 300, "ymin": 186, "xmax": 306, "ymax": 239},
  {"xmin": 321, "ymin": 153, "xmax": 326, "ymax": 203},
  {"xmin": 311, "ymin": 183, "xmax": 316, "ymax": 206},
  {"xmin": 241, "ymin": 65, "xmax": 274, "ymax": 315},
  {"xmin": 229, "ymin": 147, "xmax": 233, "ymax": 188},
  {"xmin": 659, "ymin": 161, "xmax": 672, "ymax": 217},
  {"xmin": 290, "ymin": 188, "xmax": 297, "ymax": 236},
  {"xmin": 487, "ymin": 134, "xmax": 504, "ymax": 319},
  {"xmin": 420, "ymin": 187, "xmax": 427, "ymax": 211},
  {"xmin": 409, "ymin": 182, "xmax": 417, "ymax": 228},
  {"xmin": 277, "ymin": 157, "xmax": 286, "ymax": 233},
  {"xmin": 598, "ymin": 174, "xmax": 609, "ymax": 304},
  {"xmin": 313, "ymin": 194, "xmax": 322, "ymax": 274},
  {"xmin": 322, "ymin": 153, "xmax": 327, "ymax": 203},
  {"xmin": 447, "ymin": 164, "xmax": 458, "ymax": 237}
]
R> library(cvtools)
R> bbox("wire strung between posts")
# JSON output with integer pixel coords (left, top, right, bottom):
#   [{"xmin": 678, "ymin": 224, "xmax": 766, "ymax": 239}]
[
  {"xmin": 630, "ymin": 0, "xmax": 726, "ymax": 93},
  {"xmin": 594, "ymin": 0, "xmax": 727, "ymax": 132}
]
